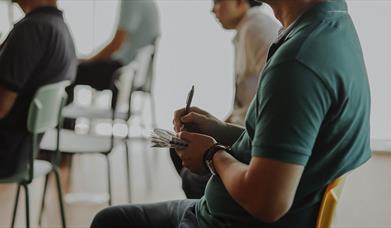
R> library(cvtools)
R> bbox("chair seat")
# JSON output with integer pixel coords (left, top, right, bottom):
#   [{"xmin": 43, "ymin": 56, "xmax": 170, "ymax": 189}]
[
  {"xmin": 40, "ymin": 129, "xmax": 123, "ymax": 154},
  {"xmin": 34, "ymin": 160, "xmax": 53, "ymax": 178},
  {"xmin": 371, "ymin": 138, "xmax": 391, "ymax": 153},
  {"xmin": 0, "ymin": 160, "xmax": 53, "ymax": 183},
  {"xmin": 63, "ymin": 104, "xmax": 128, "ymax": 120}
]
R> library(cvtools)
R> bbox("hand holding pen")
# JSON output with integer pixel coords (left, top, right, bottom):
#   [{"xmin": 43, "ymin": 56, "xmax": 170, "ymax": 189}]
[{"xmin": 150, "ymin": 86, "xmax": 194, "ymax": 149}]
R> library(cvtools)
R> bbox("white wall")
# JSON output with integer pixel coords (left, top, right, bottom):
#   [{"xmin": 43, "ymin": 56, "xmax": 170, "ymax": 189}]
[
  {"xmin": 0, "ymin": 1, "xmax": 390, "ymax": 138},
  {"xmin": 347, "ymin": 1, "xmax": 391, "ymax": 139},
  {"xmin": 59, "ymin": 0, "xmax": 236, "ymax": 130},
  {"xmin": 152, "ymin": 1, "xmax": 236, "ymax": 130}
]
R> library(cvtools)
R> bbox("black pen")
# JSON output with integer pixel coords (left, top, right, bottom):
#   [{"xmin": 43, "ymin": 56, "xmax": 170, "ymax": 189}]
[
  {"xmin": 185, "ymin": 85, "xmax": 194, "ymax": 115},
  {"xmin": 182, "ymin": 85, "xmax": 194, "ymax": 130}
]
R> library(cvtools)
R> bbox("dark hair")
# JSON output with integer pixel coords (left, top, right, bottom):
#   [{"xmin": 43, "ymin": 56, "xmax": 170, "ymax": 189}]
[{"xmin": 247, "ymin": 0, "xmax": 263, "ymax": 7}]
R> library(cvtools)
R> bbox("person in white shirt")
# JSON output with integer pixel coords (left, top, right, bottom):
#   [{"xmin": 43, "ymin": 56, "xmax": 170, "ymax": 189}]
[
  {"xmin": 169, "ymin": 0, "xmax": 280, "ymax": 199},
  {"xmin": 227, "ymin": 1, "xmax": 280, "ymax": 125},
  {"xmin": 60, "ymin": 0, "xmax": 160, "ymax": 192}
]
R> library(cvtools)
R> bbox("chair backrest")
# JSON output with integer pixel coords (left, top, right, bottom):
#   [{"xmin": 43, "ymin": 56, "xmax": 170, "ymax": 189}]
[
  {"xmin": 316, "ymin": 174, "xmax": 348, "ymax": 228},
  {"xmin": 133, "ymin": 43, "xmax": 157, "ymax": 93},
  {"xmin": 25, "ymin": 80, "xmax": 70, "ymax": 183},
  {"xmin": 27, "ymin": 80, "xmax": 70, "ymax": 134},
  {"xmin": 114, "ymin": 41, "xmax": 158, "ymax": 114}
]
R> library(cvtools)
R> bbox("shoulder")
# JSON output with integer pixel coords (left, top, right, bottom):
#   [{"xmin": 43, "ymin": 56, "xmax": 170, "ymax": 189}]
[
  {"xmin": 22, "ymin": 13, "xmax": 72, "ymax": 43},
  {"xmin": 2, "ymin": 19, "xmax": 44, "ymax": 50},
  {"xmin": 120, "ymin": 0, "xmax": 156, "ymax": 11},
  {"xmin": 13, "ymin": 18, "xmax": 40, "ymax": 34},
  {"xmin": 260, "ymin": 59, "xmax": 326, "ymax": 92},
  {"xmin": 120, "ymin": 0, "xmax": 136, "ymax": 8},
  {"xmin": 296, "ymin": 14, "xmax": 361, "ymax": 78},
  {"xmin": 240, "ymin": 7, "xmax": 280, "ymax": 43},
  {"xmin": 14, "ymin": 13, "xmax": 64, "ymax": 37},
  {"xmin": 267, "ymin": 14, "xmax": 355, "ymax": 75},
  {"xmin": 263, "ymin": 14, "xmax": 362, "ymax": 101},
  {"xmin": 246, "ymin": 8, "xmax": 280, "ymax": 32}
]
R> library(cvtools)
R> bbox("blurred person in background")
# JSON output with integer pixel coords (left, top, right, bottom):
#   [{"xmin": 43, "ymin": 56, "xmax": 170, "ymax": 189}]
[
  {"xmin": 66, "ymin": 0, "xmax": 160, "ymax": 108},
  {"xmin": 60, "ymin": 0, "xmax": 160, "ymax": 191},
  {"xmin": 0, "ymin": 0, "xmax": 76, "ymax": 178}
]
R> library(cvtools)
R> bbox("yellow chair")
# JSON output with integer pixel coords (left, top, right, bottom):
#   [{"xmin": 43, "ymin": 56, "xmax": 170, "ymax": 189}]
[{"xmin": 316, "ymin": 174, "xmax": 348, "ymax": 228}]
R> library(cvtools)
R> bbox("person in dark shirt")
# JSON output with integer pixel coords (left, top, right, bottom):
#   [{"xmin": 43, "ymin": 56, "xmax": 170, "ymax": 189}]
[{"xmin": 0, "ymin": 0, "xmax": 77, "ymax": 178}]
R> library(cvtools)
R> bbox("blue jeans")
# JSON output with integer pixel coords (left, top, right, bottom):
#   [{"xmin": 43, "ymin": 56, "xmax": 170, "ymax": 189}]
[{"xmin": 91, "ymin": 200, "xmax": 199, "ymax": 228}]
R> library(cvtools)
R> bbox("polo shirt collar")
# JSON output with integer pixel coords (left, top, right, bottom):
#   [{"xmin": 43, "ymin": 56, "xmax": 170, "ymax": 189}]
[{"xmin": 276, "ymin": 14, "xmax": 301, "ymax": 43}]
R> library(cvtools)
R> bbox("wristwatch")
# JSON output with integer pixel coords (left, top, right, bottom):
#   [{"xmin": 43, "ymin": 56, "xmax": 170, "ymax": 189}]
[{"xmin": 203, "ymin": 143, "xmax": 231, "ymax": 175}]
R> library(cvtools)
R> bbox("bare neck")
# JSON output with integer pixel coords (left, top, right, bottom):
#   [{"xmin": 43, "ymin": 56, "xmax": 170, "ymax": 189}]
[{"xmin": 266, "ymin": 0, "xmax": 324, "ymax": 28}]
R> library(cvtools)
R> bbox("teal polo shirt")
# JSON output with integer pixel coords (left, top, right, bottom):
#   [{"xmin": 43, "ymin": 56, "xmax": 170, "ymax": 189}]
[{"xmin": 196, "ymin": 1, "xmax": 371, "ymax": 227}]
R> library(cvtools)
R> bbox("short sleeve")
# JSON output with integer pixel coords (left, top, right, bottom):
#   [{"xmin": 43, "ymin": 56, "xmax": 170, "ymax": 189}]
[
  {"xmin": 117, "ymin": 0, "xmax": 142, "ymax": 33},
  {"xmin": 252, "ymin": 61, "xmax": 332, "ymax": 166},
  {"xmin": 0, "ymin": 23, "xmax": 43, "ymax": 91}
]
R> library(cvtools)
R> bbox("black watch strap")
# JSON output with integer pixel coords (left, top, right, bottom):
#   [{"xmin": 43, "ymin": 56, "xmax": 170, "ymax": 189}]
[{"xmin": 203, "ymin": 143, "xmax": 231, "ymax": 175}]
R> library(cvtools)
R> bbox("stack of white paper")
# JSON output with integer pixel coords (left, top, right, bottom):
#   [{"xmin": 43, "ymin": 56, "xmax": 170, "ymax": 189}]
[{"xmin": 150, "ymin": 128, "xmax": 188, "ymax": 149}]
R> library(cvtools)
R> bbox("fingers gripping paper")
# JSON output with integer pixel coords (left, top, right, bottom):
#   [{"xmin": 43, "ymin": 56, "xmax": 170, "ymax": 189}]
[{"xmin": 150, "ymin": 128, "xmax": 188, "ymax": 149}]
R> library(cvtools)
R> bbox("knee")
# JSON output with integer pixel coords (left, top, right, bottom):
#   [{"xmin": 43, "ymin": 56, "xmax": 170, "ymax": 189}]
[
  {"xmin": 91, "ymin": 204, "xmax": 151, "ymax": 228},
  {"xmin": 90, "ymin": 207, "xmax": 119, "ymax": 228}
]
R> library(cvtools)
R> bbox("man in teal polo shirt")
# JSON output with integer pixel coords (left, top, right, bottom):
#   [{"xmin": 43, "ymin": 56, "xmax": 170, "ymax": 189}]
[{"xmin": 91, "ymin": 0, "xmax": 371, "ymax": 227}]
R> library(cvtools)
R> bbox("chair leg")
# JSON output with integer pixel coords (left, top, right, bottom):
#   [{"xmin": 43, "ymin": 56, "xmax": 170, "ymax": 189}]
[
  {"xmin": 54, "ymin": 168, "xmax": 67, "ymax": 228},
  {"xmin": 105, "ymin": 155, "xmax": 112, "ymax": 206},
  {"xmin": 125, "ymin": 142, "xmax": 131, "ymax": 202},
  {"xmin": 150, "ymin": 95, "xmax": 157, "ymax": 129},
  {"xmin": 11, "ymin": 184, "xmax": 21, "ymax": 228},
  {"xmin": 22, "ymin": 184, "xmax": 30, "ymax": 228},
  {"xmin": 142, "ymin": 141, "xmax": 152, "ymax": 193},
  {"xmin": 66, "ymin": 154, "xmax": 74, "ymax": 193},
  {"xmin": 38, "ymin": 174, "xmax": 50, "ymax": 226},
  {"xmin": 148, "ymin": 94, "xmax": 158, "ymax": 171},
  {"xmin": 139, "ymin": 94, "xmax": 146, "ymax": 129}
]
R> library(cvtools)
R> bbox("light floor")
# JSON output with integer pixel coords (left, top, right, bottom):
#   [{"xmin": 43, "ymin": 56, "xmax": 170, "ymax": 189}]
[{"xmin": 0, "ymin": 139, "xmax": 390, "ymax": 228}]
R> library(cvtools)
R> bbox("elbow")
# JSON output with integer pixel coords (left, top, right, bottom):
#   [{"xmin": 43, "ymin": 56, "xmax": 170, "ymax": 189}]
[
  {"xmin": 110, "ymin": 33, "xmax": 126, "ymax": 52},
  {"xmin": 111, "ymin": 42, "xmax": 122, "ymax": 52},
  {"xmin": 248, "ymin": 200, "xmax": 292, "ymax": 223},
  {"xmin": 254, "ymin": 209, "xmax": 287, "ymax": 223}
]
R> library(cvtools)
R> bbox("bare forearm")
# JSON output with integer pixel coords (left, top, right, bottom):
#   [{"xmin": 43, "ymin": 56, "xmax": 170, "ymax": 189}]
[
  {"xmin": 213, "ymin": 151, "xmax": 254, "ymax": 212},
  {"xmin": 0, "ymin": 85, "xmax": 17, "ymax": 119},
  {"xmin": 89, "ymin": 29, "xmax": 127, "ymax": 62},
  {"xmin": 212, "ymin": 123, "xmax": 245, "ymax": 146},
  {"xmin": 212, "ymin": 151, "xmax": 300, "ymax": 223},
  {"xmin": 89, "ymin": 44, "xmax": 119, "ymax": 62}
]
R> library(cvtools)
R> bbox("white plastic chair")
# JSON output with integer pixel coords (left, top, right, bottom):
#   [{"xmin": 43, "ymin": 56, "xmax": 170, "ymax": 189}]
[{"xmin": 41, "ymin": 42, "xmax": 158, "ymax": 204}]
